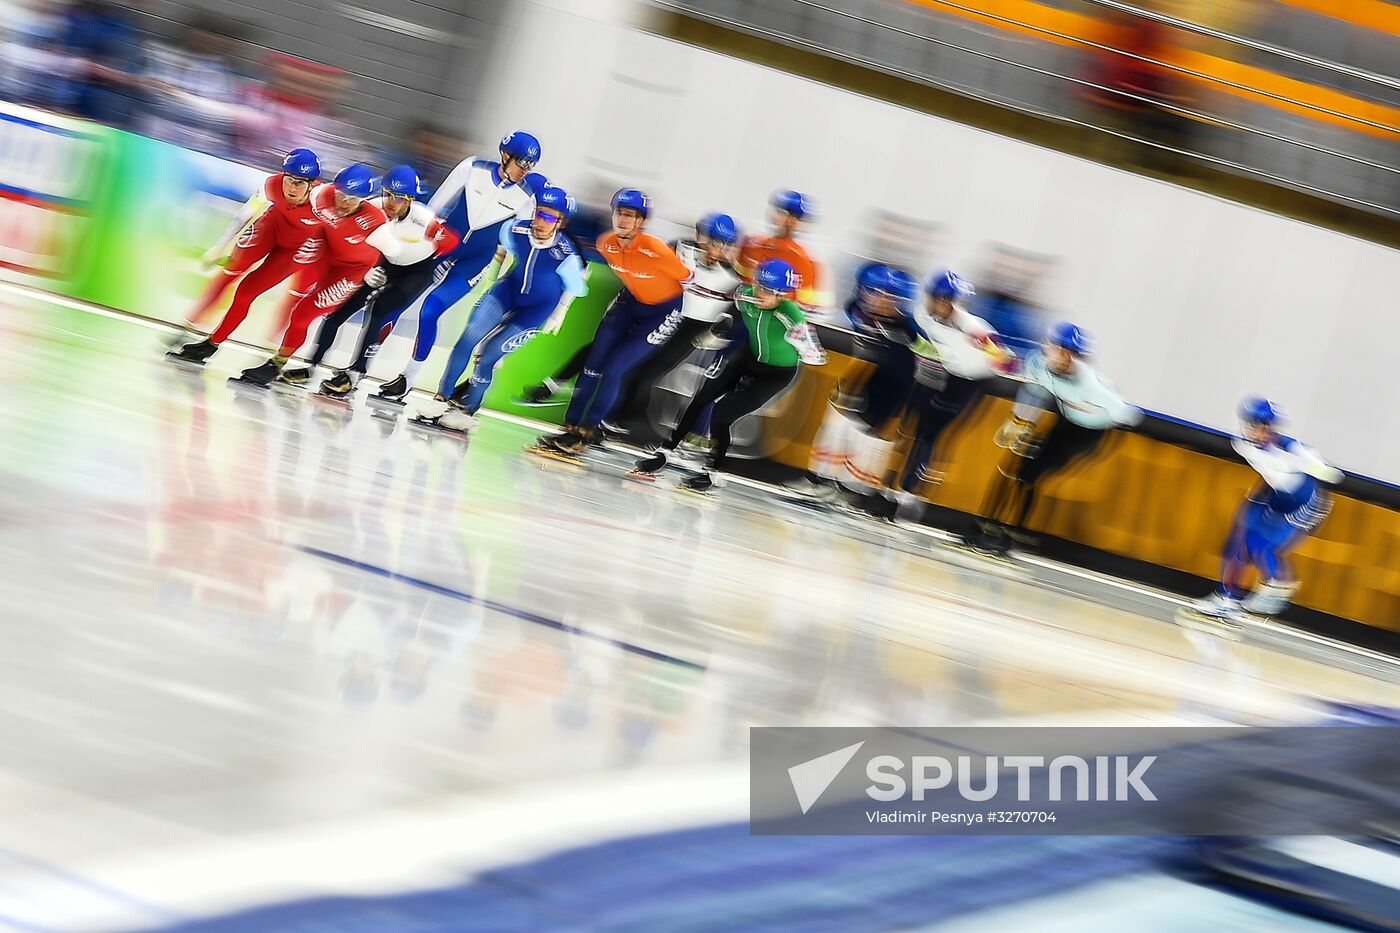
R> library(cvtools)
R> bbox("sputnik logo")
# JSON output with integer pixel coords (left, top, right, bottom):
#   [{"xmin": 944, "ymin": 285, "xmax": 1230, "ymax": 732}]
[{"xmin": 787, "ymin": 741, "xmax": 864, "ymax": 814}]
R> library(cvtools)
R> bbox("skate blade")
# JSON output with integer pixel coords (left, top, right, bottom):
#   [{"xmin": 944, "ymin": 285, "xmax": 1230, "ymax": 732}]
[
  {"xmin": 525, "ymin": 444, "xmax": 586, "ymax": 470},
  {"xmin": 672, "ymin": 484, "xmax": 717, "ymax": 503},
  {"xmin": 310, "ymin": 390, "xmax": 353, "ymax": 409},
  {"xmin": 937, "ymin": 539, "xmax": 1024, "ymax": 572},
  {"xmin": 271, "ymin": 380, "xmax": 308, "ymax": 396},
  {"xmin": 165, "ymin": 353, "xmax": 208, "ymax": 371},
  {"xmin": 625, "ymin": 469, "xmax": 660, "ymax": 483},
  {"xmin": 226, "ymin": 376, "xmax": 271, "ymax": 392},
  {"xmin": 1175, "ymin": 608, "xmax": 1245, "ymax": 641},
  {"xmin": 366, "ymin": 394, "xmax": 407, "ymax": 411},
  {"xmin": 408, "ymin": 416, "xmax": 470, "ymax": 440}
]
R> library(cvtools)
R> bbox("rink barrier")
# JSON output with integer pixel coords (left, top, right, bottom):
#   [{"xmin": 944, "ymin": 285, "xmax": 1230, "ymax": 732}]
[
  {"xmin": 762, "ymin": 323, "xmax": 1400, "ymax": 636},
  {"xmin": 4, "ymin": 101, "xmax": 1394, "ymax": 636}
]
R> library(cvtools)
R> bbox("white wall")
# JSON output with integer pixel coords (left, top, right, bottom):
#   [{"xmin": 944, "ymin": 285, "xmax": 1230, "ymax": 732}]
[{"xmin": 477, "ymin": 2, "xmax": 1400, "ymax": 480}]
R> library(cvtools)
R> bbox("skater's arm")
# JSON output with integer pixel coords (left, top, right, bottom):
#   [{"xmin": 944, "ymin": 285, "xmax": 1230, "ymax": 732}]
[
  {"xmin": 426, "ymin": 157, "xmax": 474, "ymax": 218},
  {"xmin": 1294, "ymin": 443, "xmax": 1344, "ymax": 484},
  {"xmin": 202, "ymin": 190, "xmax": 267, "ymax": 267},
  {"xmin": 541, "ymin": 256, "xmax": 588, "ymax": 335},
  {"xmin": 1010, "ymin": 354, "xmax": 1055, "ymax": 423},
  {"xmin": 1235, "ymin": 439, "xmax": 1343, "ymax": 491},
  {"xmin": 366, "ymin": 224, "xmax": 406, "ymax": 263},
  {"xmin": 1076, "ymin": 371, "xmax": 1141, "ymax": 429}
]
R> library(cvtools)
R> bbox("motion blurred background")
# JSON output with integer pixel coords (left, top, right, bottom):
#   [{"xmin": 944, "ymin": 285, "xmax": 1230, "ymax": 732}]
[
  {"xmin": 1, "ymin": 1, "xmax": 1399, "ymax": 930},
  {"xmin": 2, "ymin": 0, "xmax": 1398, "ymax": 469}
]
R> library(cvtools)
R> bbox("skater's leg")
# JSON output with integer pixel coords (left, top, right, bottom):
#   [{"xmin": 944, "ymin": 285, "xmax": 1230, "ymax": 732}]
[
  {"xmin": 277, "ymin": 265, "xmax": 367, "ymax": 359},
  {"xmin": 349, "ymin": 260, "xmax": 438, "ymax": 374},
  {"xmin": 410, "ymin": 265, "xmax": 475, "ymax": 369},
  {"xmin": 307, "ymin": 286, "xmax": 371, "ymax": 369},
  {"xmin": 208, "ymin": 250, "xmax": 297, "ymax": 345},
  {"xmin": 900, "ymin": 378, "xmax": 986, "ymax": 492},
  {"xmin": 615, "ymin": 317, "xmax": 707, "ymax": 422},
  {"xmin": 707, "ymin": 366, "xmax": 794, "ymax": 471},
  {"xmin": 663, "ymin": 357, "xmax": 744, "ymax": 450},
  {"xmin": 846, "ymin": 425, "xmax": 896, "ymax": 491},
  {"xmin": 185, "ymin": 219, "xmax": 275, "ymax": 329},
  {"xmin": 1009, "ymin": 421, "xmax": 1104, "ymax": 530},
  {"xmin": 460, "ymin": 321, "xmax": 536, "ymax": 414},
  {"xmin": 810, "ymin": 402, "xmax": 857, "ymax": 482},
  {"xmin": 577, "ymin": 304, "xmax": 684, "ymax": 430},
  {"xmin": 438, "ymin": 287, "xmax": 510, "ymax": 399},
  {"xmin": 564, "ymin": 295, "xmax": 634, "ymax": 427},
  {"xmin": 558, "ymin": 341, "xmax": 592, "ymax": 382}
]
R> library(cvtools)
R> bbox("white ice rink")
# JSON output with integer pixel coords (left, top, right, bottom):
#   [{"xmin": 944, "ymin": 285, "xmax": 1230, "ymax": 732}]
[{"xmin": 0, "ymin": 291, "xmax": 1396, "ymax": 931}]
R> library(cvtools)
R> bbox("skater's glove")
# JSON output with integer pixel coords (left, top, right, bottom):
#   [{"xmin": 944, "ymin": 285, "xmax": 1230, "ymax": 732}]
[
  {"xmin": 364, "ymin": 266, "xmax": 387, "ymax": 289},
  {"xmin": 995, "ymin": 416, "xmax": 1036, "ymax": 452},
  {"xmin": 541, "ymin": 304, "xmax": 569, "ymax": 335},
  {"xmin": 786, "ymin": 322, "xmax": 827, "ymax": 365},
  {"xmin": 200, "ymin": 247, "xmax": 228, "ymax": 270}
]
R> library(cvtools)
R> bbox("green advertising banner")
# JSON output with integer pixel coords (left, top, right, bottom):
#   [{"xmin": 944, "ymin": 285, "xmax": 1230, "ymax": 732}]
[{"xmin": 2, "ymin": 102, "xmax": 619, "ymax": 424}]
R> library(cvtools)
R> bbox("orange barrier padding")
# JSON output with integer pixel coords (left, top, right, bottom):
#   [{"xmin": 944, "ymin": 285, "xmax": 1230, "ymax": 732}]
[
  {"xmin": 904, "ymin": 0, "xmax": 1400, "ymax": 138},
  {"xmin": 771, "ymin": 355, "xmax": 1400, "ymax": 631}
]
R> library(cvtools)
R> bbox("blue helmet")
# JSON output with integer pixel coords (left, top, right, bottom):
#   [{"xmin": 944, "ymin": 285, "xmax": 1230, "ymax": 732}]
[
  {"xmin": 856, "ymin": 263, "xmax": 893, "ymax": 295},
  {"xmin": 1239, "ymin": 396, "xmax": 1284, "ymax": 426},
  {"xmin": 381, "ymin": 164, "xmax": 421, "ymax": 199},
  {"xmin": 281, "ymin": 148, "xmax": 320, "ymax": 180},
  {"xmin": 611, "ymin": 188, "xmax": 651, "ymax": 218},
  {"xmin": 698, "ymin": 212, "xmax": 739, "ymax": 245},
  {"xmin": 888, "ymin": 268, "xmax": 918, "ymax": 304},
  {"xmin": 755, "ymin": 258, "xmax": 800, "ymax": 294},
  {"xmin": 499, "ymin": 131, "xmax": 542, "ymax": 167},
  {"xmin": 334, "ymin": 163, "xmax": 377, "ymax": 199},
  {"xmin": 535, "ymin": 184, "xmax": 576, "ymax": 220},
  {"xmin": 771, "ymin": 189, "xmax": 811, "ymax": 219},
  {"xmin": 926, "ymin": 269, "xmax": 975, "ymax": 302},
  {"xmin": 1048, "ymin": 322, "xmax": 1092, "ymax": 356}
]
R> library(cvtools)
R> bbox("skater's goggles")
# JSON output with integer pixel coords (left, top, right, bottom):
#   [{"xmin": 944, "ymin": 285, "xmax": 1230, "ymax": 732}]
[{"xmin": 533, "ymin": 206, "xmax": 566, "ymax": 224}]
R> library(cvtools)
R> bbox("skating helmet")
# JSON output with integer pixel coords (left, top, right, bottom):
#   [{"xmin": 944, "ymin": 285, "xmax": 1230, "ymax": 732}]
[
  {"xmin": 334, "ymin": 163, "xmax": 377, "ymax": 199},
  {"xmin": 611, "ymin": 188, "xmax": 651, "ymax": 218},
  {"xmin": 1048, "ymin": 322, "xmax": 1092, "ymax": 356},
  {"xmin": 926, "ymin": 269, "xmax": 975, "ymax": 302},
  {"xmin": 381, "ymin": 164, "xmax": 421, "ymax": 200},
  {"xmin": 887, "ymin": 268, "xmax": 919, "ymax": 305},
  {"xmin": 499, "ymin": 131, "xmax": 542, "ymax": 169},
  {"xmin": 281, "ymin": 148, "xmax": 321, "ymax": 180},
  {"xmin": 1239, "ymin": 396, "xmax": 1284, "ymax": 427},
  {"xmin": 755, "ymin": 258, "xmax": 800, "ymax": 295},
  {"xmin": 698, "ymin": 212, "xmax": 740, "ymax": 245},
  {"xmin": 856, "ymin": 263, "xmax": 893, "ymax": 295},
  {"xmin": 535, "ymin": 185, "xmax": 576, "ymax": 220},
  {"xmin": 770, "ymin": 189, "xmax": 812, "ymax": 219}
]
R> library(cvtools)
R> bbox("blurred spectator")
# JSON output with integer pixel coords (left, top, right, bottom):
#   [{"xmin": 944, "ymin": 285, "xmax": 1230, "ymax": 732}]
[
  {"xmin": 834, "ymin": 208, "xmax": 944, "ymax": 310},
  {"xmin": 239, "ymin": 52, "xmax": 361, "ymax": 172},
  {"xmin": 567, "ymin": 174, "xmax": 619, "ymax": 263},
  {"xmin": 61, "ymin": 0, "xmax": 148, "ymax": 129},
  {"xmin": 1, "ymin": 0, "xmax": 84, "ymax": 113},
  {"xmin": 968, "ymin": 243, "xmax": 1052, "ymax": 363},
  {"xmin": 381, "ymin": 122, "xmax": 462, "ymax": 198},
  {"xmin": 141, "ymin": 15, "xmax": 252, "ymax": 158},
  {"xmin": 1083, "ymin": 3, "xmax": 1195, "ymax": 172}
]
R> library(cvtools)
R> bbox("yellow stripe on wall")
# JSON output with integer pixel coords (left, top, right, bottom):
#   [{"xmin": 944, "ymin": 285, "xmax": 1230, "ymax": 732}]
[{"xmin": 904, "ymin": 0, "xmax": 1400, "ymax": 138}]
